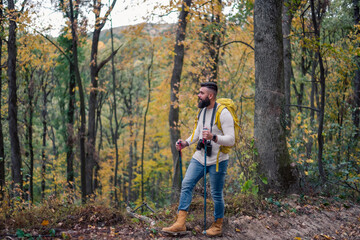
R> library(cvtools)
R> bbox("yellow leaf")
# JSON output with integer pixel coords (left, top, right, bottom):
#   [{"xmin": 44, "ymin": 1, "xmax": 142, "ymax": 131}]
[
  {"xmin": 41, "ymin": 220, "xmax": 49, "ymax": 226},
  {"xmin": 235, "ymin": 228, "xmax": 241, "ymax": 232},
  {"xmin": 320, "ymin": 234, "xmax": 332, "ymax": 239},
  {"xmin": 304, "ymin": 171, "xmax": 309, "ymax": 176},
  {"xmin": 294, "ymin": 237, "xmax": 302, "ymax": 240},
  {"xmin": 306, "ymin": 159, "xmax": 314, "ymax": 163}
]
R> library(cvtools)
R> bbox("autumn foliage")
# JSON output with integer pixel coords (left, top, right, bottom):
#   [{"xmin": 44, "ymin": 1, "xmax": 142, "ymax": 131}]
[{"xmin": 0, "ymin": 0, "xmax": 360, "ymax": 238}]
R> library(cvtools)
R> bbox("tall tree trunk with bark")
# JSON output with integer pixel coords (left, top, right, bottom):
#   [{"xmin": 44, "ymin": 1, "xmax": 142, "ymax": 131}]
[
  {"xmin": 306, "ymin": 57, "xmax": 318, "ymax": 160},
  {"xmin": 254, "ymin": 0, "xmax": 297, "ymax": 192},
  {"xmin": 353, "ymin": 0, "xmax": 360, "ymax": 137},
  {"xmin": 128, "ymin": 119, "xmax": 134, "ymax": 202},
  {"xmin": 41, "ymin": 78, "xmax": 49, "ymax": 200},
  {"xmin": 310, "ymin": 0, "xmax": 326, "ymax": 183},
  {"xmin": 282, "ymin": 0, "xmax": 298, "ymax": 131},
  {"xmin": 169, "ymin": 0, "xmax": 192, "ymax": 202},
  {"xmin": 0, "ymin": 0, "xmax": 5, "ymax": 200},
  {"xmin": 109, "ymin": 16, "xmax": 121, "ymax": 204},
  {"xmin": 59, "ymin": 0, "xmax": 87, "ymax": 203},
  {"xmin": 49, "ymin": 126, "xmax": 58, "ymax": 197},
  {"xmin": 66, "ymin": 58, "xmax": 76, "ymax": 190},
  {"xmin": 87, "ymin": 0, "xmax": 118, "ymax": 196},
  {"xmin": 8, "ymin": 0, "xmax": 23, "ymax": 194},
  {"xmin": 141, "ymin": 50, "xmax": 153, "ymax": 204},
  {"xmin": 25, "ymin": 70, "xmax": 35, "ymax": 203},
  {"xmin": 67, "ymin": 0, "xmax": 87, "ymax": 202}
]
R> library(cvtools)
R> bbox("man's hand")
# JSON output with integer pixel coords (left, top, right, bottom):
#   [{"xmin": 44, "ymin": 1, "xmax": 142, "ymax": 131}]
[
  {"xmin": 176, "ymin": 139, "xmax": 188, "ymax": 151},
  {"xmin": 202, "ymin": 129, "xmax": 213, "ymax": 141}
]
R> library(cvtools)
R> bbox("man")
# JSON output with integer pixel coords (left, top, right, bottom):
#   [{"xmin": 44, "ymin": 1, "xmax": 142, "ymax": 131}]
[{"xmin": 162, "ymin": 82, "xmax": 235, "ymax": 237}]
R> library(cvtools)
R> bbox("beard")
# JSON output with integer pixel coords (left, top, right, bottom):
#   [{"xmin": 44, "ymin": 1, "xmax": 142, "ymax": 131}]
[{"xmin": 198, "ymin": 97, "xmax": 211, "ymax": 108}]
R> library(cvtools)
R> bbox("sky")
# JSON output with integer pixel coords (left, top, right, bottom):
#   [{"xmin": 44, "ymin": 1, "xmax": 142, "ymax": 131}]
[{"xmin": 36, "ymin": 0, "xmax": 178, "ymax": 36}]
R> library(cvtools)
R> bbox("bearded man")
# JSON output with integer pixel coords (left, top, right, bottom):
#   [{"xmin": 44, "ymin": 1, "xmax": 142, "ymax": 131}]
[{"xmin": 162, "ymin": 82, "xmax": 235, "ymax": 237}]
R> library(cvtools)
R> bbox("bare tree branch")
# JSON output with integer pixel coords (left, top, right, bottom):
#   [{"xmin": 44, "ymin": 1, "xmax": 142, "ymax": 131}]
[
  {"xmin": 96, "ymin": 44, "xmax": 123, "ymax": 75},
  {"xmin": 221, "ymin": 40, "xmax": 254, "ymax": 50},
  {"xmin": 287, "ymin": 104, "xmax": 320, "ymax": 112}
]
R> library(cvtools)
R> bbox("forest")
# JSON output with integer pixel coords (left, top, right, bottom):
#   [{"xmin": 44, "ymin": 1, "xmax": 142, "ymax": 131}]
[{"xmin": 0, "ymin": 0, "xmax": 360, "ymax": 239}]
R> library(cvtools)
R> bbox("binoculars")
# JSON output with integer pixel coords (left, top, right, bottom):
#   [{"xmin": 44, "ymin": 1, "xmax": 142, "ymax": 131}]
[{"xmin": 196, "ymin": 139, "xmax": 212, "ymax": 157}]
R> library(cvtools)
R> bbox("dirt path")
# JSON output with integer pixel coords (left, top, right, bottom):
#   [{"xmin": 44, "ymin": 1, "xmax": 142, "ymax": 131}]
[
  {"xmin": 156, "ymin": 200, "xmax": 360, "ymax": 240},
  {"xmin": 55, "ymin": 201, "xmax": 360, "ymax": 240}
]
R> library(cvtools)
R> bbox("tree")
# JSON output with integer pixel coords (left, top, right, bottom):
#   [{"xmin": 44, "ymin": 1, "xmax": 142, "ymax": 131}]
[
  {"xmin": 0, "ymin": 0, "xmax": 5, "ymax": 200},
  {"xmin": 8, "ymin": 0, "xmax": 27, "ymax": 195},
  {"xmin": 59, "ymin": 0, "xmax": 87, "ymax": 202},
  {"xmin": 353, "ymin": 0, "xmax": 360, "ymax": 137},
  {"xmin": 41, "ymin": 73, "xmax": 51, "ymax": 200},
  {"xmin": 24, "ymin": 68, "xmax": 35, "ymax": 203},
  {"xmin": 108, "ymin": 16, "xmax": 122, "ymax": 205},
  {"xmin": 254, "ymin": 0, "xmax": 297, "ymax": 192},
  {"xmin": 310, "ymin": 0, "xmax": 327, "ymax": 183},
  {"xmin": 169, "ymin": 0, "xmax": 192, "ymax": 202},
  {"xmin": 282, "ymin": 0, "xmax": 300, "ymax": 131},
  {"xmin": 87, "ymin": 0, "xmax": 118, "ymax": 197},
  {"xmin": 199, "ymin": 0, "xmax": 224, "ymax": 82}
]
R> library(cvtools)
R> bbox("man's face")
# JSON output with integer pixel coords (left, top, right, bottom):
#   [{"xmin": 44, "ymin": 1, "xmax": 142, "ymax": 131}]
[{"xmin": 198, "ymin": 87, "xmax": 211, "ymax": 108}]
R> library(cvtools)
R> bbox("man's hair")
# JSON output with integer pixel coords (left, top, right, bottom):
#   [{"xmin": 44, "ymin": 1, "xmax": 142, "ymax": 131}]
[{"xmin": 201, "ymin": 82, "xmax": 218, "ymax": 96}]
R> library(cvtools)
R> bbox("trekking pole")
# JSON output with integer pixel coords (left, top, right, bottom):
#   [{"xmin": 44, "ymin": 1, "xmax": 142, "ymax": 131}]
[
  {"xmin": 202, "ymin": 133, "xmax": 207, "ymax": 235},
  {"xmin": 178, "ymin": 141, "xmax": 183, "ymax": 185}
]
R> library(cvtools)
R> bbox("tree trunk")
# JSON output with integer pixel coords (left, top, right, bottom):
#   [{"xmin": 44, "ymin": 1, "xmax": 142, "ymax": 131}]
[
  {"xmin": 8, "ymin": 0, "xmax": 23, "ymax": 194},
  {"xmin": 293, "ymin": 11, "xmax": 310, "ymax": 113},
  {"xmin": 141, "ymin": 50, "xmax": 153, "ymax": 203},
  {"xmin": 0, "ymin": 0, "xmax": 5, "ymax": 200},
  {"xmin": 109, "ymin": 17, "xmax": 121, "ymax": 205},
  {"xmin": 353, "ymin": 0, "xmax": 360, "ymax": 137},
  {"xmin": 306, "ymin": 57, "xmax": 318, "ymax": 160},
  {"xmin": 94, "ymin": 94, "xmax": 104, "ymax": 193},
  {"xmin": 87, "ymin": 0, "xmax": 118, "ymax": 197},
  {"xmin": 310, "ymin": 0, "xmax": 326, "ymax": 183},
  {"xmin": 25, "ymin": 70, "xmax": 35, "ymax": 203},
  {"xmin": 68, "ymin": 0, "xmax": 87, "ymax": 202},
  {"xmin": 254, "ymin": 0, "xmax": 297, "ymax": 192},
  {"xmin": 128, "ymin": 121, "xmax": 133, "ymax": 202},
  {"xmin": 282, "ymin": 0, "xmax": 295, "ymax": 131},
  {"xmin": 169, "ymin": 0, "xmax": 192, "ymax": 202},
  {"xmin": 203, "ymin": 0, "xmax": 223, "ymax": 82},
  {"xmin": 41, "ymin": 79, "xmax": 48, "ymax": 200},
  {"xmin": 49, "ymin": 126, "xmax": 58, "ymax": 197},
  {"xmin": 66, "ymin": 58, "xmax": 76, "ymax": 190}
]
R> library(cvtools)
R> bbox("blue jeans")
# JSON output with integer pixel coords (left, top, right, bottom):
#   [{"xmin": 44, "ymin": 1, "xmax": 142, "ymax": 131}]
[{"xmin": 178, "ymin": 158, "xmax": 228, "ymax": 220}]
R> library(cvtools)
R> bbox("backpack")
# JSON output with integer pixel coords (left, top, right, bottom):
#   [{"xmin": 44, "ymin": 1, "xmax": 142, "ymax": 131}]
[{"xmin": 190, "ymin": 98, "xmax": 241, "ymax": 171}]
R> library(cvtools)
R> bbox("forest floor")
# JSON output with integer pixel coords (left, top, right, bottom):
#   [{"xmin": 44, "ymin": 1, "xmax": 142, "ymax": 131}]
[{"xmin": 1, "ymin": 194, "xmax": 360, "ymax": 239}]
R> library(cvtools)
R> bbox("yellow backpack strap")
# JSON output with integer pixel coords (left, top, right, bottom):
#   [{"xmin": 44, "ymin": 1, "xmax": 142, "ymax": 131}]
[
  {"xmin": 215, "ymin": 104, "xmax": 226, "ymax": 131},
  {"xmin": 214, "ymin": 104, "xmax": 226, "ymax": 172},
  {"xmin": 190, "ymin": 109, "xmax": 203, "ymax": 142}
]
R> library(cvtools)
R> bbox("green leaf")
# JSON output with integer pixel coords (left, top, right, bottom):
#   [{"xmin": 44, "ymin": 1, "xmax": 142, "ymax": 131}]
[
  {"xmin": 16, "ymin": 229, "xmax": 25, "ymax": 238},
  {"xmin": 49, "ymin": 229, "xmax": 56, "ymax": 237},
  {"xmin": 260, "ymin": 176, "xmax": 268, "ymax": 184}
]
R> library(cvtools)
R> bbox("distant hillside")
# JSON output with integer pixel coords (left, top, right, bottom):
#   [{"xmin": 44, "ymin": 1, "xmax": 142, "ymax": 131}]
[{"xmin": 96, "ymin": 23, "xmax": 176, "ymax": 43}]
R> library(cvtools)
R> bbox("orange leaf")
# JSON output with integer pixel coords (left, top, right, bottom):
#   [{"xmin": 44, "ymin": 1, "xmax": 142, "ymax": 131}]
[{"xmin": 41, "ymin": 220, "xmax": 49, "ymax": 226}]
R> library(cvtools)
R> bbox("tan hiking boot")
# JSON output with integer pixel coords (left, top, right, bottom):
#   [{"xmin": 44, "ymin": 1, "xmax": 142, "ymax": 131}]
[
  {"xmin": 206, "ymin": 218, "xmax": 223, "ymax": 237},
  {"xmin": 162, "ymin": 210, "xmax": 187, "ymax": 234}
]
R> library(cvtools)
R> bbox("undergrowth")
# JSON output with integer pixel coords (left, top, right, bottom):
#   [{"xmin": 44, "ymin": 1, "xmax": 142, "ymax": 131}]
[{"xmin": 0, "ymin": 196, "xmax": 125, "ymax": 236}]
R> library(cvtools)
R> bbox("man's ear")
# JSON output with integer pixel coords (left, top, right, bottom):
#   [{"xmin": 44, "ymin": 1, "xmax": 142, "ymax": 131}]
[{"xmin": 208, "ymin": 92, "xmax": 214, "ymax": 100}]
